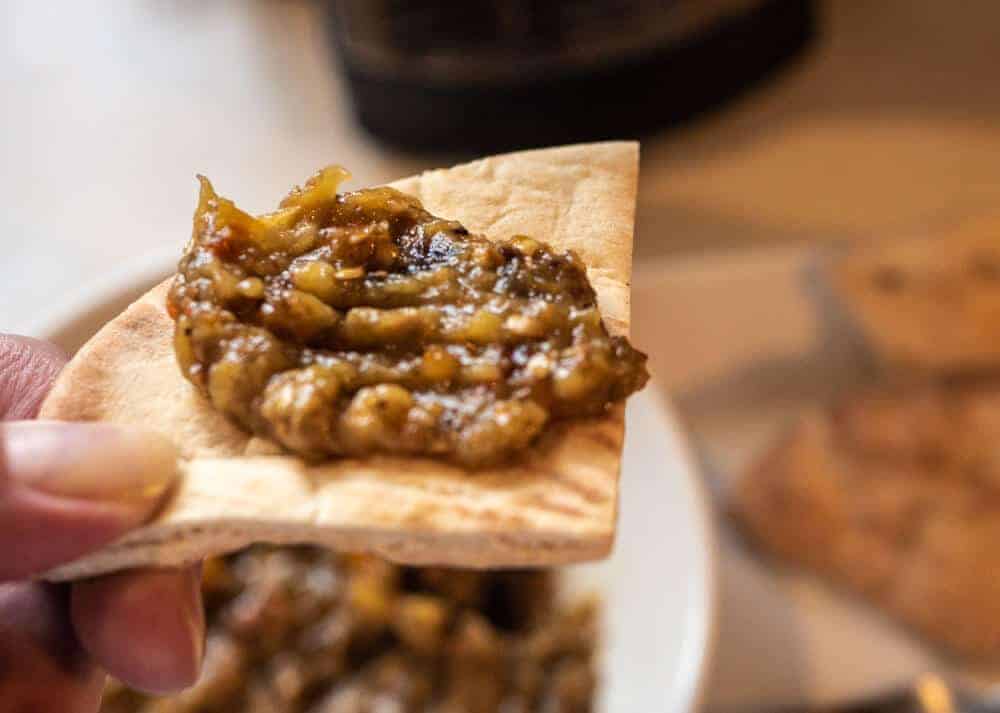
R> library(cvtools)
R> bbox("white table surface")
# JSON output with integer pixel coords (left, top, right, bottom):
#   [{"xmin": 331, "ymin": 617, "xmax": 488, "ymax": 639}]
[{"xmin": 7, "ymin": 1, "xmax": 1000, "ymax": 709}]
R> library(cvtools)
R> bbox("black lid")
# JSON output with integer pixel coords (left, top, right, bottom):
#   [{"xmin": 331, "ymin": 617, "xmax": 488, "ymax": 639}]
[{"xmin": 324, "ymin": 0, "xmax": 817, "ymax": 153}]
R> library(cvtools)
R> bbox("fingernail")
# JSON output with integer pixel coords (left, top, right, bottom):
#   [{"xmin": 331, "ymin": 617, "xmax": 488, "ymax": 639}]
[{"xmin": 2, "ymin": 421, "xmax": 178, "ymax": 505}]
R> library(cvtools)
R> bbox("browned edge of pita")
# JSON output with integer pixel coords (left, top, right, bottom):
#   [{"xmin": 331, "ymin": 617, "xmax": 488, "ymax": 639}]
[
  {"xmin": 829, "ymin": 215, "xmax": 1000, "ymax": 374},
  {"xmin": 40, "ymin": 142, "xmax": 639, "ymax": 580}
]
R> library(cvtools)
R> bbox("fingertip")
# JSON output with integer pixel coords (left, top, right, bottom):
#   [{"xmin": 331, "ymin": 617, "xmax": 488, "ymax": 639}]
[
  {"xmin": 0, "ymin": 421, "xmax": 180, "ymax": 580},
  {"xmin": 71, "ymin": 566, "xmax": 205, "ymax": 694},
  {"xmin": 3, "ymin": 421, "xmax": 178, "ymax": 506}
]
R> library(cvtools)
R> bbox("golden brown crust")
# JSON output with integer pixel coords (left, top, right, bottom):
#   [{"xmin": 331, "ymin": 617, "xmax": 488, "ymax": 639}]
[
  {"xmin": 39, "ymin": 142, "xmax": 639, "ymax": 579},
  {"xmin": 734, "ymin": 383, "xmax": 1000, "ymax": 660},
  {"xmin": 831, "ymin": 216, "xmax": 1000, "ymax": 373}
]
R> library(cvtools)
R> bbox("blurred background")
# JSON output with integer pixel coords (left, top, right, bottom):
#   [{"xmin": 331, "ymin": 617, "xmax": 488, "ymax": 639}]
[
  {"xmin": 6, "ymin": 0, "xmax": 999, "ymax": 337},
  {"xmin": 6, "ymin": 2, "xmax": 1000, "ymax": 712}
]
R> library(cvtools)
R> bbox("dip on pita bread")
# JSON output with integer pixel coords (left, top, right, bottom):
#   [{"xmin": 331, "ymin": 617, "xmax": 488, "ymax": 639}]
[
  {"xmin": 168, "ymin": 166, "xmax": 647, "ymax": 468},
  {"xmin": 40, "ymin": 143, "xmax": 641, "ymax": 577}
]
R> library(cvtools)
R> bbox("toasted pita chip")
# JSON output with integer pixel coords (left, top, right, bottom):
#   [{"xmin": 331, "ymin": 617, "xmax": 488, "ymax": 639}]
[
  {"xmin": 831, "ymin": 215, "xmax": 1000, "ymax": 373},
  {"xmin": 39, "ymin": 142, "xmax": 639, "ymax": 580},
  {"xmin": 734, "ymin": 383, "xmax": 1000, "ymax": 660}
]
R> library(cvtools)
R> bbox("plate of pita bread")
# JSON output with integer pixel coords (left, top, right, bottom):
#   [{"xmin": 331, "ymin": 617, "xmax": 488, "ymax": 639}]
[
  {"xmin": 30, "ymin": 143, "xmax": 717, "ymax": 713},
  {"xmin": 634, "ymin": 216, "xmax": 1000, "ymax": 711}
]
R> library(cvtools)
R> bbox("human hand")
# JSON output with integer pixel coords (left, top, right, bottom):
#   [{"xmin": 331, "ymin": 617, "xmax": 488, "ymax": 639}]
[{"xmin": 0, "ymin": 334, "xmax": 205, "ymax": 712}]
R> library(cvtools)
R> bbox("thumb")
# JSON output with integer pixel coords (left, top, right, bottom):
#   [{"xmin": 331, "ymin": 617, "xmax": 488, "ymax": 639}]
[{"xmin": 0, "ymin": 421, "xmax": 178, "ymax": 581}]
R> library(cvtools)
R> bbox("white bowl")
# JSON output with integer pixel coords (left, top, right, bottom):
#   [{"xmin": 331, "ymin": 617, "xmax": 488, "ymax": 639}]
[{"xmin": 29, "ymin": 248, "xmax": 718, "ymax": 713}]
